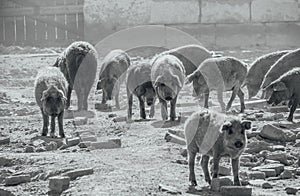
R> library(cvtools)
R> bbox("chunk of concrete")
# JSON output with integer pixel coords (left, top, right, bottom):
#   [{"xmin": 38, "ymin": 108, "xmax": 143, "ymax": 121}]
[
  {"xmin": 63, "ymin": 168, "xmax": 94, "ymax": 180},
  {"xmin": 285, "ymin": 187, "xmax": 298, "ymax": 195},
  {"xmin": 66, "ymin": 137, "xmax": 80, "ymax": 147},
  {"xmin": 49, "ymin": 176, "xmax": 70, "ymax": 194},
  {"xmin": 248, "ymin": 171, "xmax": 266, "ymax": 180},
  {"xmin": 260, "ymin": 124, "xmax": 296, "ymax": 142},
  {"xmin": 220, "ymin": 186, "xmax": 252, "ymax": 196},
  {"xmin": 279, "ymin": 170, "xmax": 293, "ymax": 179},
  {"xmin": 211, "ymin": 177, "xmax": 233, "ymax": 192},
  {"xmin": 5, "ymin": 174, "xmax": 31, "ymax": 186}
]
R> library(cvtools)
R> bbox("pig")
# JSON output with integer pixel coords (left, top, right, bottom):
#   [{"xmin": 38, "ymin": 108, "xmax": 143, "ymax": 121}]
[
  {"xmin": 161, "ymin": 44, "xmax": 212, "ymax": 76},
  {"xmin": 97, "ymin": 49, "xmax": 130, "ymax": 109},
  {"xmin": 261, "ymin": 48, "xmax": 300, "ymax": 98},
  {"xmin": 265, "ymin": 68, "xmax": 300, "ymax": 122},
  {"xmin": 35, "ymin": 67, "xmax": 68, "ymax": 138},
  {"xmin": 185, "ymin": 110, "xmax": 251, "ymax": 186},
  {"xmin": 186, "ymin": 57, "xmax": 247, "ymax": 112},
  {"xmin": 244, "ymin": 50, "xmax": 290, "ymax": 99},
  {"xmin": 126, "ymin": 61, "xmax": 156, "ymax": 120},
  {"xmin": 54, "ymin": 41, "xmax": 97, "ymax": 111},
  {"xmin": 151, "ymin": 54, "xmax": 185, "ymax": 121}
]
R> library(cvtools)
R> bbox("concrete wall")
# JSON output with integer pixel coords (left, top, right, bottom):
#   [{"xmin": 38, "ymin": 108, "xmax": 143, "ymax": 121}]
[{"xmin": 84, "ymin": 0, "xmax": 300, "ymax": 51}]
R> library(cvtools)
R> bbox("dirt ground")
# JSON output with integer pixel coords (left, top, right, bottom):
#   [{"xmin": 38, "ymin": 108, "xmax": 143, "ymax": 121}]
[{"xmin": 0, "ymin": 46, "xmax": 300, "ymax": 196}]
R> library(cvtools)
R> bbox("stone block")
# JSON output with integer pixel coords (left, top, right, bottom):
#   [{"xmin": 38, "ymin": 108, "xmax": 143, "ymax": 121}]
[
  {"xmin": 5, "ymin": 175, "xmax": 31, "ymax": 186},
  {"xmin": 63, "ymin": 168, "xmax": 94, "ymax": 180},
  {"xmin": 220, "ymin": 186, "xmax": 252, "ymax": 196},
  {"xmin": 211, "ymin": 177, "xmax": 233, "ymax": 192},
  {"xmin": 266, "ymin": 23, "xmax": 300, "ymax": 47},
  {"xmin": 49, "ymin": 176, "xmax": 70, "ymax": 194}
]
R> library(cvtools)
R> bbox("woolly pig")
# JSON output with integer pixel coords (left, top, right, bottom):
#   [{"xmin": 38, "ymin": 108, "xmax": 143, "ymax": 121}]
[
  {"xmin": 161, "ymin": 44, "xmax": 212, "ymax": 76},
  {"xmin": 54, "ymin": 41, "xmax": 97, "ymax": 111},
  {"xmin": 185, "ymin": 110, "xmax": 251, "ymax": 186},
  {"xmin": 126, "ymin": 61, "xmax": 156, "ymax": 120},
  {"xmin": 186, "ymin": 57, "xmax": 247, "ymax": 112},
  {"xmin": 35, "ymin": 67, "xmax": 68, "ymax": 138},
  {"xmin": 151, "ymin": 54, "xmax": 185, "ymax": 121},
  {"xmin": 245, "ymin": 50, "xmax": 289, "ymax": 99},
  {"xmin": 261, "ymin": 48, "xmax": 300, "ymax": 97},
  {"xmin": 266, "ymin": 68, "xmax": 300, "ymax": 122},
  {"xmin": 97, "ymin": 49, "xmax": 130, "ymax": 109}
]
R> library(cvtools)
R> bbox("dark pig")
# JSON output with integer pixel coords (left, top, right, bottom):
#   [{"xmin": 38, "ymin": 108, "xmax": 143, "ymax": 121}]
[
  {"xmin": 35, "ymin": 67, "xmax": 68, "ymax": 138},
  {"xmin": 261, "ymin": 48, "xmax": 300, "ymax": 97},
  {"xmin": 126, "ymin": 61, "xmax": 156, "ymax": 120},
  {"xmin": 97, "ymin": 49, "xmax": 130, "ymax": 109},
  {"xmin": 151, "ymin": 54, "xmax": 185, "ymax": 121},
  {"xmin": 161, "ymin": 44, "xmax": 212, "ymax": 76},
  {"xmin": 266, "ymin": 68, "xmax": 300, "ymax": 122},
  {"xmin": 186, "ymin": 57, "xmax": 247, "ymax": 112},
  {"xmin": 185, "ymin": 110, "xmax": 251, "ymax": 186},
  {"xmin": 244, "ymin": 50, "xmax": 289, "ymax": 99},
  {"xmin": 54, "ymin": 41, "xmax": 97, "ymax": 111}
]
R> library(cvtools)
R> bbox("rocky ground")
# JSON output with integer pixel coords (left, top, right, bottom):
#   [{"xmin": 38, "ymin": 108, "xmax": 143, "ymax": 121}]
[{"xmin": 0, "ymin": 46, "xmax": 300, "ymax": 196}]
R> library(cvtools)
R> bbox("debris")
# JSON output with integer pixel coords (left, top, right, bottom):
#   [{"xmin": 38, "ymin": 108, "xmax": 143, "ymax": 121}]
[
  {"xmin": 259, "ymin": 124, "xmax": 296, "ymax": 142},
  {"xmin": 0, "ymin": 137, "xmax": 10, "ymax": 145},
  {"xmin": 247, "ymin": 171, "xmax": 266, "ymax": 180},
  {"xmin": 220, "ymin": 186, "xmax": 252, "ymax": 196},
  {"xmin": 108, "ymin": 113, "xmax": 117, "ymax": 118},
  {"xmin": 164, "ymin": 132, "xmax": 186, "ymax": 145},
  {"xmin": 66, "ymin": 137, "xmax": 80, "ymax": 147},
  {"xmin": 259, "ymin": 169, "xmax": 276, "ymax": 178},
  {"xmin": 0, "ymin": 157, "xmax": 14, "ymax": 167},
  {"xmin": 251, "ymin": 164, "xmax": 284, "ymax": 176},
  {"xmin": 5, "ymin": 174, "xmax": 31, "ymax": 186},
  {"xmin": 285, "ymin": 187, "xmax": 298, "ymax": 195},
  {"xmin": 62, "ymin": 168, "xmax": 94, "ymax": 180},
  {"xmin": 80, "ymin": 135, "xmax": 97, "ymax": 142},
  {"xmin": 112, "ymin": 116, "xmax": 127, "ymax": 122},
  {"xmin": 78, "ymin": 142, "xmax": 91, "ymax": 148},
  {"xmin": 211, "ymin": 177, "xmax": 233, "ymax": 192},
  {"xmin": 266, "ymin": 152, "xmax": 289, "ymax": 165},
  {"xmin": 24, "ymin": 146, "xmax": 35, "ymax": 153},
  {"xmin": 74, "ymin": 117, "xmax": 88, "ymax": 126},
  {"xmin": 262, "ymin": 182, "xmax": 273, "ymax": 189},
  {"xmin": 0, "ymin": 188, "xmax": 15, "ymax": 196},
  {"xmin": 179, "ymin": 147, "xmax": 187, "ymax": 157},
  {"xmin": 49, "ymin": 176, "xmax": 70, "ymax": 194},
  {"xmin": 167, "ymin": 129, "xmax": 185, "ymax": 138},
  {"xmin": 279, "ymin": 170, "xmax": 293, "ymax": 179},
  {"xmin": 158, "ymin": 184, "xmax": 181, "ymax": 194},
  {"xmin": 35, "ymin": 146, "xmax": 47, "ymax": 152},
  {"xmin": 45, "ymin": 141, "xmax": 58, "ymax": 151},
  {"xmin": 89, "ymin": 139, "xmax": 121, "ymax": 150}
]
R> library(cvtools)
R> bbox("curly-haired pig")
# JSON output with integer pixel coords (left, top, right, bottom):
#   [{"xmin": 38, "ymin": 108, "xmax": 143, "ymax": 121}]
[
  {"xmin": 54, "ymin": 41, "xmax": 97, "ymax": 111},
  {"xmin": 244, "ymin": 50, "xmax": 289, "ymax": 99},
  {"xmin": 151, "ymin": 54, "xmax": 185, "ymax": 121},
  {"xmin": 126, "ymin": 61, "xmax": 156, "ymax": 120},
  {"xmin": 266, "ymin": 68, "xmax": 300, "ymax": 122},
  {"xmin": 261, "ymin": 48, "xmax": 300, "ymax": 98},
  {"xmin": 35, "ymin": 67, "xmax": 68, "ymax": 138},
  {"xmin": 97, "ymin": 49, "xmax": 130, "ymax": 109},
  {"xmin": 186, "ymin": 57, "xmax": 247, "ymax": 112},
  {"xmin": 185, "ymin": 110, "xmax": 251, "ymax": 186},
  {"xmin": 161, "ymin": 44, "xmax": 212, "ymax": 76}
]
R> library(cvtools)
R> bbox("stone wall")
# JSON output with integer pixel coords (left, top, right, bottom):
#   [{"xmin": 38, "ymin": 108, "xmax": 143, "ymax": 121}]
[{"xmin": 84, "ymin": 0, "xmax": 300, "ymax": 51}]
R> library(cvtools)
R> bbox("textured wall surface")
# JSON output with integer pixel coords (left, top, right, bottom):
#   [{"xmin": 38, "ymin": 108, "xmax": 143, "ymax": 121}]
[{"xmin": 84, "ymin": 0, "xmax": 300, "ymax": 50}]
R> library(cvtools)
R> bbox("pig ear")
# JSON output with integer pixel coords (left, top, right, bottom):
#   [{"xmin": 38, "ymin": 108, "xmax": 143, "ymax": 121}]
[
  {"xmin": 57, "ymin": 89, "xmax": 67, "ymax": 101},
  {"xmin": 154, "ymin": 76, "xmax": 163, "ymax": 87},
  {"xmin": 135, "ymin": 86, "xmax": 145, "ymax": 96},
  {"xmin": 241, "ymin": 120, "xmax": 251, "ymax": 130},
  {"xmin": 174, "ymin": 75, "xmax": 183, "ymax": 87},
  {"xmin": 221, "ymin": 121, "xmax": 232, "ymax": 132},
  {"xmin": 97, "ymin": 79, "xmax": 104, "ymax": 90},
  {"xmin": 273, "ymin": 81, "xmax": 287, "ymax": 92}
]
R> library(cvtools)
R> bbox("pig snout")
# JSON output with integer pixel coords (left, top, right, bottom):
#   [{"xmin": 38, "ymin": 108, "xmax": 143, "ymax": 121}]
[
  {"xmin": 146, "ymin": 99, "xmax": 154, "ymax": 106},
  {"xmin": 234, "ymin": 141, "xmax": 244, "ymax": 149},
  {"xmin": 165, "ymin": 96, "xmax": 172, "ymax": 101}
]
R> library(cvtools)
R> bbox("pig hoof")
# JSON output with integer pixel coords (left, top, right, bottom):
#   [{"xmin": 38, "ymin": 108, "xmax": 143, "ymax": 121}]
[
  {"xmin": 59, "ymin": 133, "xmax": 65, "ymax": 138},
  {"xmin": 170, "ymin": 117, "xmax": 176, "ymax": 121},
  {"xmin": 41, "ymin": 132, "xmax": 47, "ymax": 136},
  {"xmin": 189, "ymin": 181, "xmax": 197, "ymax": 187},
  {"xmin": 234, "ymin": 181, "xmax": 242, "ymax": 186},
  {"xmin": 287, "ymin": 117, "xmax": 293, "ymax": 122},
  {"xmin": 50, "ymin": 133, "xmax": 55, "ymax": 138}
]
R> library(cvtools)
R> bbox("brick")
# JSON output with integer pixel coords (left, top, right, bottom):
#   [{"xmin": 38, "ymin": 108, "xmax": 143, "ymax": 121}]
[
  {"xmin": 280, "ymin": 170, "xmax": 293, "ymax": 179},
  {"xmin": 0, "ymin": 137, "xmax": 10, "ymax": 145},
  {"xmin": 63, "ymin": 168, "xmax": 94, "ymax": 180},
  {"xmin": 49, "ymin": 176, "xmax": 70, "ymax": 194},
  {"xmin": 220, "ymin": 186, "xmax": 252, "ymax": 196},
  {"xmin": 74, "ymin": 117, "xmax": 88, "ymax": 126},
  {"xmin": 251, "ymin": 0, "xmax": 299, "ymax": 22},
  {"xmin": 89, "ymin": 139, "xmax": 121, "ymax": 150},
  {"xmin": 150, "ymin": 0, "xmax": 199, "ymax": 24},
  {"xmin": 259, "ymin": 169, "xmax": 276, "ymax": 178},
  {"xmin": 78, "ymin": 142, "xmax": 91, "ymax": 148},
  {"xmin": 66, "ymin": 137, "xmax": 80, "ymax": 147},
  {"xmin": 266, "ymin": 23, "xmax": 300, "ymax": 47},
  {"xmin": 201, "ymin": 0, "xmax": 250, "ymax": 23},
  {"xmin": 252, "ymin": 164, "xmax": 284, "ymax": 176},
  {"xmin": 262, "ymin": 182, "xmax": 273, "ymax": 189},
  {"xmin": 211, "ymin": 177, "xmax": 233, "ymax": 192},
  {"xmin": 0, "ymin": 157, "xmax": 13, "ymax": 167},
  {"xmin": 0, "ymin": 188, "xmax": 14, "ymax": 196},
  {"xmin": 80, "ymin": 135, "xmax": 97, "ymax": 142},
  {"xmin": 5, "ymin": 174, "xmax": 31, "ymax": 186},
  {"xmin": 285, "ymin": 187, "xmax": 298, "ymax": 195},
  {"xmin": 248, "ymin": 171, "xmax": 266, "ymax": 180}
]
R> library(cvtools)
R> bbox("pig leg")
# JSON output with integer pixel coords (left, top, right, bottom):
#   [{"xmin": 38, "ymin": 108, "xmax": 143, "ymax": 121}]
[
  {"xmin": 217, "ymin": 90, "xmax": 226, "ymax": 112},
  {"xmin": 82, "ymin": 88, "xmax": 89, "ymax": 111},
  {"xmin": 41, "ymin": 109, "xmax": 49, "ymax": 136},
  {"xmin": 138, "ymin": 96, "xmax": 146, "ymax": 119},
  {"xmin": 204, "ymin": 93, "xmax": 209, "ymax": 108},
  {"xmin": 261, "ymin": 89, "xmax": 266, "ymax": 99},
  {"xmin": 159, "ymin": 97, "xmax": 168, "ymax": 120},
  {"xmin": 287, "ymin": 98, "xmax": 299, "ymax": 122},
  {"xmin": 149, "ymin": 105, "xmax": 155, "ymax": 118},
  {"xmin": 188, "ymin": 150, "xmax": 197, "ymax": 186},
  {"xmin": 127, "ymin": 90, "xmax": 133, "ymax": 120},
  {"xmin": 170, "ymin": 96, "xmax": 177, "ymax": 121},
  {"xmin": 201, "ymin": 155, "xmax": 211, "ymax": 184},
  {"xmin": 212, "ymin": 155, "xmax": 221, "ymax": 179},
  {"xmin": 231, "ymin": 158, "xmax": 241, "ymax": 186},
  {"xmin": 226, "ymin": 86, "xmax": 239, "ymax": 111},
  {"xmin": 115, "ymin": 85, "xmax": 120, "ymax": 109},
  {"xmin": 237, "ymin": 88, "xmax": 245, "ymax": 113},
  {"xmin": 58, "ymin": 111, "xmax": 65, "ymax": 138},
  {"xmin": 77, "ymin": 89, "xmax": 83, "ymax": 111},
  {"xmin": 101, "ymin": 90, "xmax": 107, "ymax": 104},
  {"xmin": 50, "ymin": 116, "xmax": 56, "ymax": 138},
  {"xmin": 66, "ymin": 85, "xmax": 73, "ymax": 109}
]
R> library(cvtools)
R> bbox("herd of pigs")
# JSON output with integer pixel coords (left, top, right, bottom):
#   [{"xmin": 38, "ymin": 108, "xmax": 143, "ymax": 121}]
[{"xmin": 33, "ymin": 41, "xmax": 300, "ymax": 193}]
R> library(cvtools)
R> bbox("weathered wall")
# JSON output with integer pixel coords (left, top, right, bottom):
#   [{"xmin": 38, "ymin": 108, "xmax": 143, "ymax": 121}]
[{"xmin": 84, "ymin": 0, "xmax": 300, "ymax": 50}]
